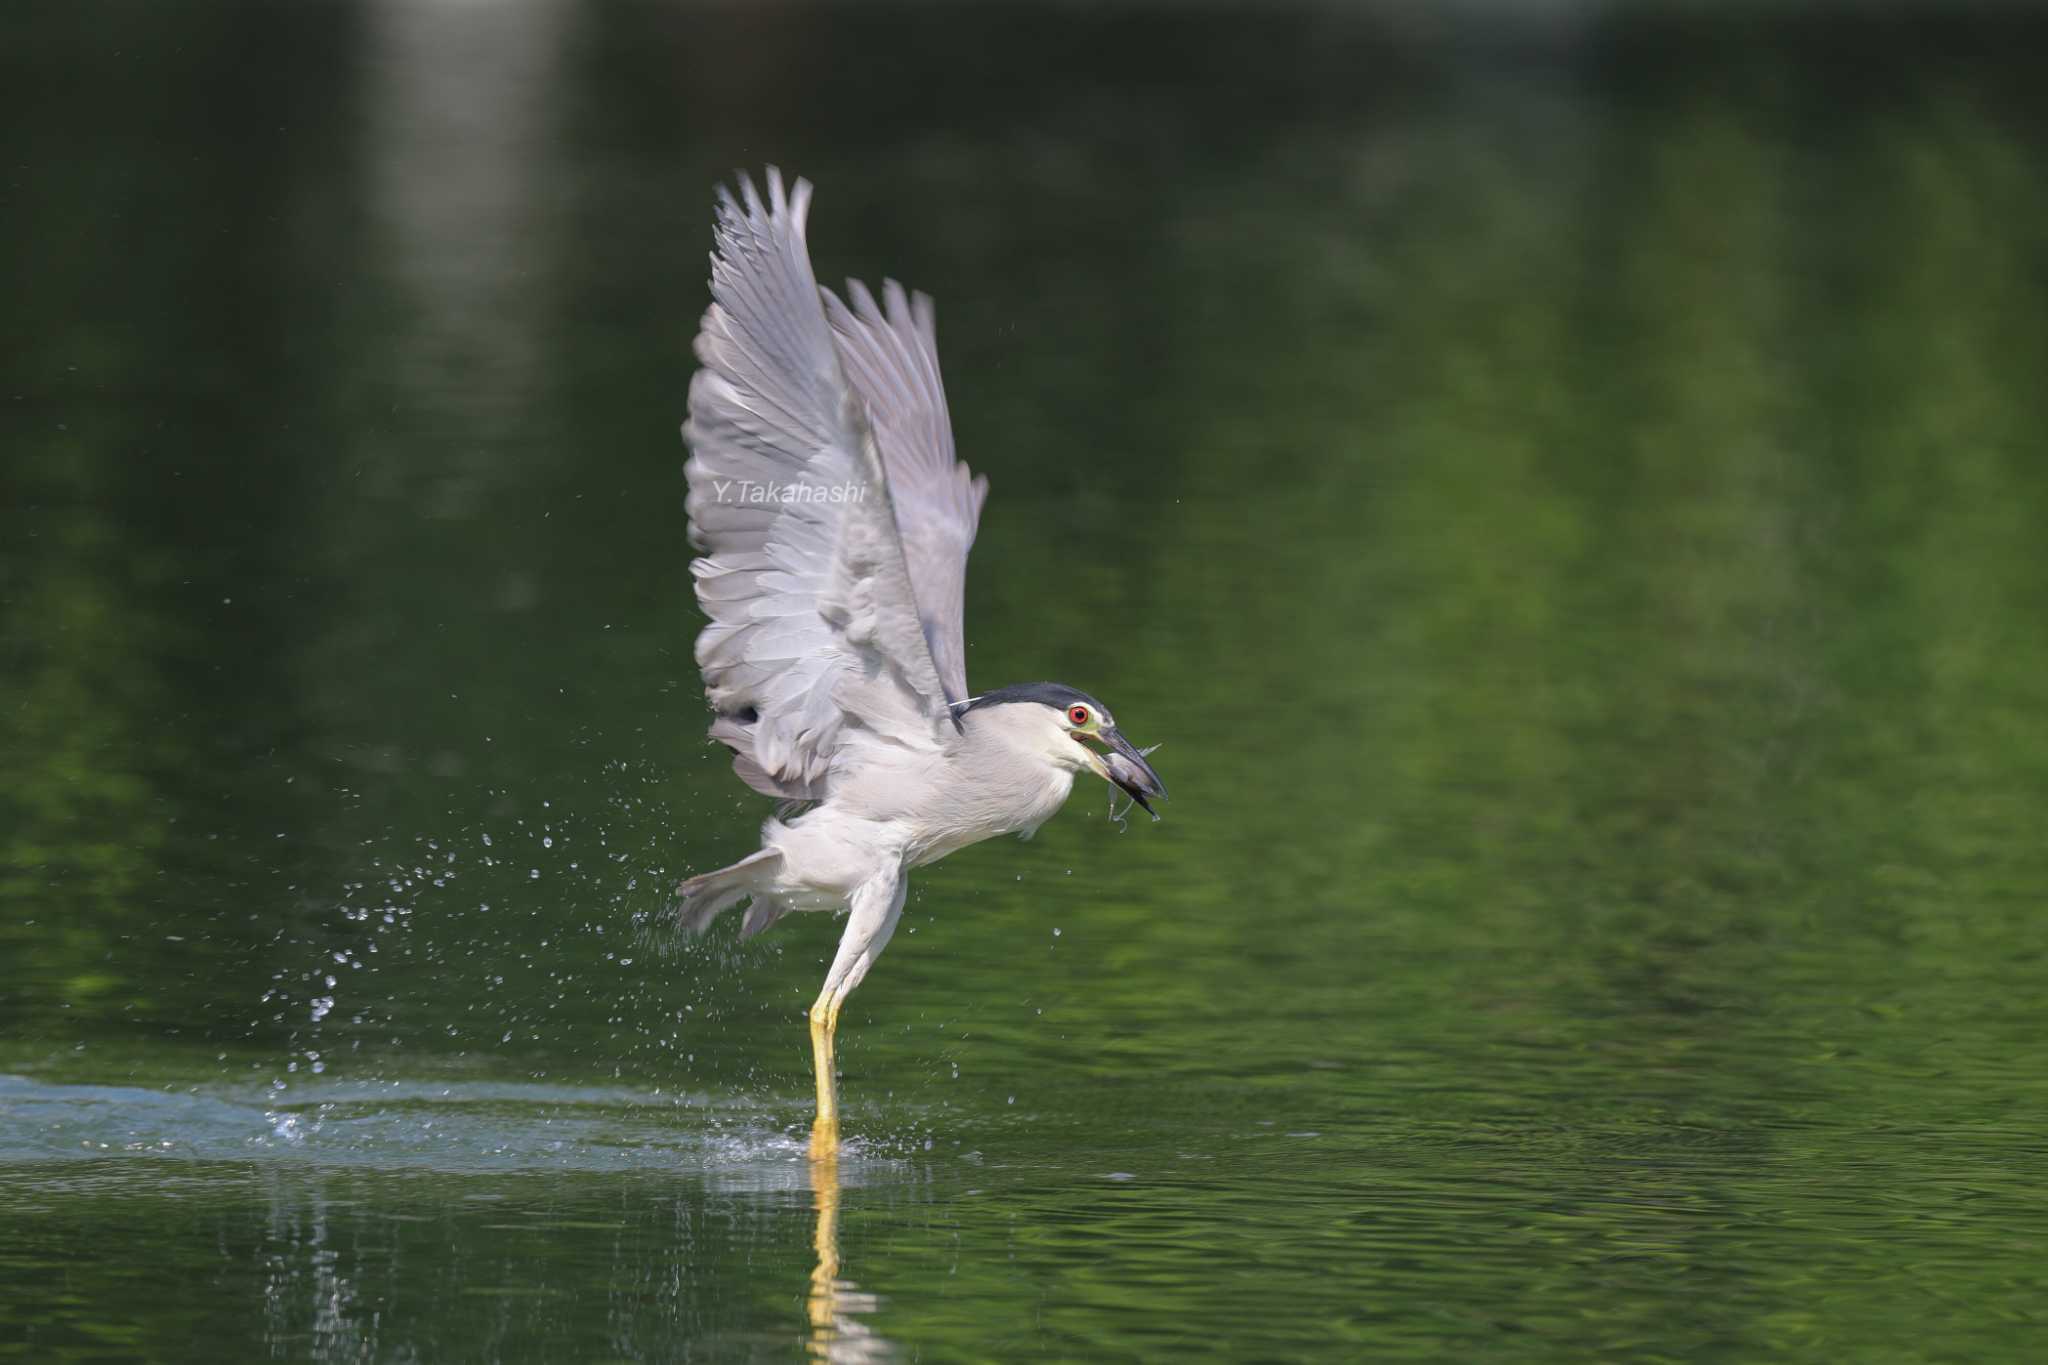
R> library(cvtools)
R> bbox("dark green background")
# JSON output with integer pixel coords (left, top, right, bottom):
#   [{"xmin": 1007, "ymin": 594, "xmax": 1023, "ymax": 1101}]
[{"xmin": 4, "ymin": 2, "xmax": 2046, "ymax": 1359}]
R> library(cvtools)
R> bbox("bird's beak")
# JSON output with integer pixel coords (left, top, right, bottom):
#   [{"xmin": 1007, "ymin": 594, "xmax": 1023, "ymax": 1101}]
[{"xmin": 1090, "ymin": 727, "xmax": 1167, "ymax": 817}]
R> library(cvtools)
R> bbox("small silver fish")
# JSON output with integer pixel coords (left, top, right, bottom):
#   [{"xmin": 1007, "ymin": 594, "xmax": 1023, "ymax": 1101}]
[{"xmin": 1103, "ymin": 742, "xmax": 1166, "ymax": 823}]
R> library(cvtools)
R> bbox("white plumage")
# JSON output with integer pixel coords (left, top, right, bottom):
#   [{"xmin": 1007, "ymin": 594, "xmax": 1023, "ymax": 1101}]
[{"xmin": 676, "ymin": 169, "xmax": 1165, "ymax": 1155}]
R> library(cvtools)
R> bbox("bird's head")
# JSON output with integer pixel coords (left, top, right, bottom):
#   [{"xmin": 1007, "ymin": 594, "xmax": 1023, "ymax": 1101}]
[{"xmin": 953, "ymin": 682, "xmax": 1168, "ymax": 816}]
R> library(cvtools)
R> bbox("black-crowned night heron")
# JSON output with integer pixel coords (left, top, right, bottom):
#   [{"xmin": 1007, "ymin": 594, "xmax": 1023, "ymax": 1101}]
[{"xmin": 675, "ymin": 169, "xmax": 1166, "ymax": 1158}]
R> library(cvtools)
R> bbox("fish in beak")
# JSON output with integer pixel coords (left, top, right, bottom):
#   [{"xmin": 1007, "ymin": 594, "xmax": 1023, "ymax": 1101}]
[{"xmin": 1095, "ymin": 728, "xmax": 1167, "ymax": 819}]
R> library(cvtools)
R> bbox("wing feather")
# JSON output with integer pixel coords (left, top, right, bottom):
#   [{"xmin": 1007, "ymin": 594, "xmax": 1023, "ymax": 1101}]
[
  {"xmin": 824, "ymin": 278, "xmax": 989, "ymax": 705},
  {"xmin": 683, "ymin": 169, "xmax": 953, "ymax": 799}
]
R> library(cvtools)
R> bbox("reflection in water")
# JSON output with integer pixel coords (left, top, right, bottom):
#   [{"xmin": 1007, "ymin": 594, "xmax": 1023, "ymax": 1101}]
[
  {"xmin": 366, "ymin": 0, "xmax": 566, "ymax": 422},
  {"xmin": 807, "ymin": 1153, "xmax": 892, "ymax": 1363},
  {"xmin": 0, "ymin": 1077, "xmax": 916, "ymax": 1360}
]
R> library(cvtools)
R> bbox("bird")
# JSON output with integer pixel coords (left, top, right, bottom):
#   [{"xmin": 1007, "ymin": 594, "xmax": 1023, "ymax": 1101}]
[{"xmin": 675, "ymin": 168, "xmax": 1167, "ymax": 1159}]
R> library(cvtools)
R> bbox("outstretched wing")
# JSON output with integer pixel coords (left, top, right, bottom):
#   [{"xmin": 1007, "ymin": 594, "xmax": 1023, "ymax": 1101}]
[
  {"xmin": 684, "ymin": 169, "xmax": 953, "ymax": 800},
  {"xmin": 824, "ymin": 280, "xmax": 989, "ymax": 705}
]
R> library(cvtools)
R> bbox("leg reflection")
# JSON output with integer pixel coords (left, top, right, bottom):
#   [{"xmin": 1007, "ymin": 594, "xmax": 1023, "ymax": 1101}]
[{"xmin": 806, "ymin": 1150, "xmax": 892, "ymax": 1361}]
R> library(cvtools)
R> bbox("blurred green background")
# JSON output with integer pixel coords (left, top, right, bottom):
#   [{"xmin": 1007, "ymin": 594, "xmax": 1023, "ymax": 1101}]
[{"xmin": 3, "ymin": 1, "xmax": 2046, "ymax": 1360}]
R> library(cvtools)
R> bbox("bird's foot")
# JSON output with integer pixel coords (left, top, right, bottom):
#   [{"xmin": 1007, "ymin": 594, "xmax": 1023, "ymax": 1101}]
[{"xmin": 808, "ymin": 1114, "xmax": 840, "ymax": 1163}]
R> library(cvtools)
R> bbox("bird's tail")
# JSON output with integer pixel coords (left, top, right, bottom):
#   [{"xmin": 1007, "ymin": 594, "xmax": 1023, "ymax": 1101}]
[{"xmin": 674, "ymin": 848, "xmax": 783, "ymax": 938}]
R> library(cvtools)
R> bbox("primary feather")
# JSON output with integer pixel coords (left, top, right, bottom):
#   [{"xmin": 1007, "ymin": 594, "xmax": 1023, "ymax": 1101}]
[
  {"xmin": 824, "ymin": 278, "xmax": 989, "ymax": 706},
  {"xmin": 682, "ymin": 169, "xmax": 978, "ymax": 800}
]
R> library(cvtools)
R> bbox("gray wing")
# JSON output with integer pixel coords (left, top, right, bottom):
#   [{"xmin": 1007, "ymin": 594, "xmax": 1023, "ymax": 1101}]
[
  {"xmin": 683, "ymin": 169, "xmax": 954, "ymax": 800},
  {"xmin": 824, "ymin": 279, "xmax": 989, "ymax": 706}
]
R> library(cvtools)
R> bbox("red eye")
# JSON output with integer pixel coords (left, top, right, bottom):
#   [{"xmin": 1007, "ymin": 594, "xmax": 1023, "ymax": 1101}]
[{"xmin": 1068, "ymin": 705, "xmax": 1090, "ymax": 726}]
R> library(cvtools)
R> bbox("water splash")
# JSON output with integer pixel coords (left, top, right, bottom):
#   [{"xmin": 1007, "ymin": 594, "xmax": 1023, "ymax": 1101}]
[{"xmin": 0, "ymin": 1074, "xmax": 865, "ymax": 1185}]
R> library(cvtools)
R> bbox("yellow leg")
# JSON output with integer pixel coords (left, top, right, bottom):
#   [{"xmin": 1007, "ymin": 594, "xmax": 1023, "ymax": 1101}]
[{"xmin": 808, "ymin": 992, "xmax": 841, "ymax": 1160}]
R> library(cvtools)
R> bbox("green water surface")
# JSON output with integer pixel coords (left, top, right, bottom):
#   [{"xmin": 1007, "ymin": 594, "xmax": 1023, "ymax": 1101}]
[{"xmin": 4, "ymin": 2, "xmax": 2047, "ymax": 1360}]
